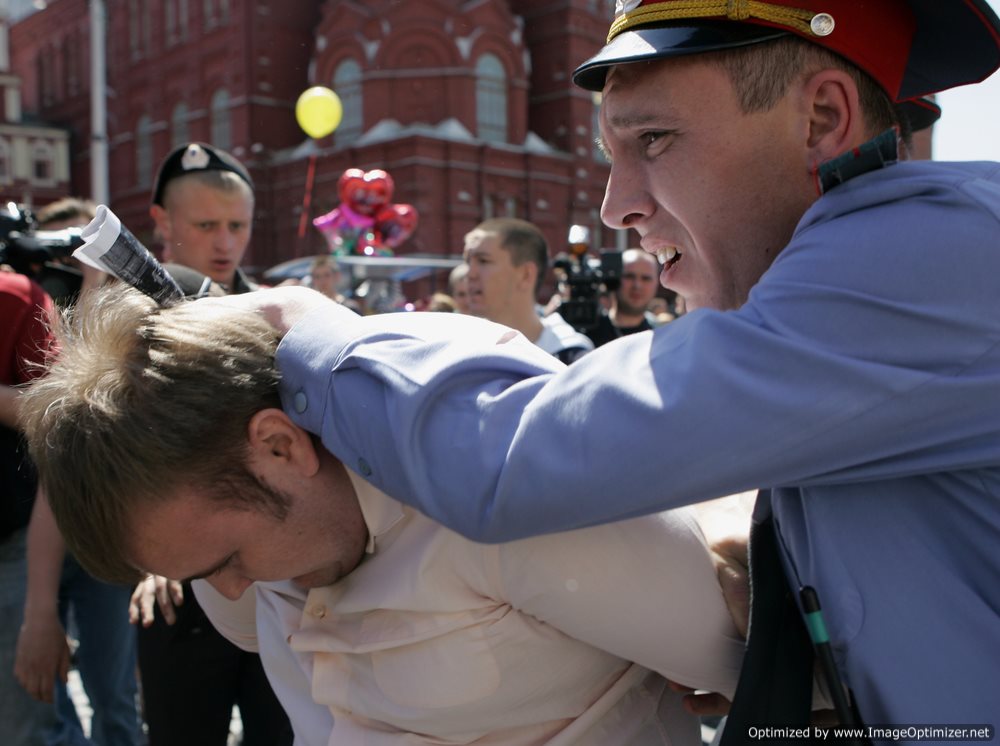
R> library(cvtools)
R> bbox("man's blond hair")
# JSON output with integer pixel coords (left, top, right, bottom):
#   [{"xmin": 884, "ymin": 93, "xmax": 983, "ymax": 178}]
[{"xmin": 20, "ymin": 284, "xmax": 284, "ymax": 583}]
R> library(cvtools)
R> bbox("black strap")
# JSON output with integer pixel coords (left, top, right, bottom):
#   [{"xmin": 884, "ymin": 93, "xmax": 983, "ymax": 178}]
[{"xmin": 720, "ymin": 491, "xmax": 816, "ymax": 744}]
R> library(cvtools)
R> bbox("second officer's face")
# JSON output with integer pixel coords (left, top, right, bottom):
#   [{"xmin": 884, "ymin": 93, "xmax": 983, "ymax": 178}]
[
  {"xmin": 598, "ymin": 57, "xmax": 814, "ymax": 311},
  {"xmin": 154, "ymin": 178, "xmax": 254, "ymax": 287}
]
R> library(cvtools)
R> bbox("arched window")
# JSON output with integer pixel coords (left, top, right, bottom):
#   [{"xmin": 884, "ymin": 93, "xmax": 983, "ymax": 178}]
[
  {"xmin": 210, "ymin": 89, "xmax": 231, "ymax": 150},
  {"xmin": 172, "ymin": 103, "xmax": 190, "ymax": 147},
  {"xmin": 0, "ymin": 138, "xmax": 11, "ymax": 184},
  {"xmin": 333, "ymin": 59, "xmax": 363, "ymax": 146},
  {"xmin": 475, "ymin": 53, "xmax": 507, "ymax": 144},
  {"xmin": 136, "ymin": 116, "xmax": 153, "ymax": 187},
  {"xmin": 179, "ymin": 0, "xmax": 190, "ymax": 40},
  {"xmin": 32, "ymin": 141, "xmax": 55, "ymax": 183}
]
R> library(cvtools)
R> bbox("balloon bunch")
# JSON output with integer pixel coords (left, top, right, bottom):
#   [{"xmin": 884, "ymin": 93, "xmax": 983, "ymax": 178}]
[{"xmin": 312, "ymin": 168, "xmax": 418, "ymax": 256}]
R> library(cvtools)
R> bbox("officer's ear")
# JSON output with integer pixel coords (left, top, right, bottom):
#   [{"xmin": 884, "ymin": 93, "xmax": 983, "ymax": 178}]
[
  {"xmin": 150, "ymin": 203, "xmax": 171, "ymax": 244},
  {"xmin": 800, "ymin": 69, "xmax": 864, "ymax": 170}
]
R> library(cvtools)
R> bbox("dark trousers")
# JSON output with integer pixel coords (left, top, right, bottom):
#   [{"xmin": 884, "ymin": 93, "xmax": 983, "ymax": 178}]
[{"xmin": 137, "ymin": 584, "xmax": 292, "ymax": 746}]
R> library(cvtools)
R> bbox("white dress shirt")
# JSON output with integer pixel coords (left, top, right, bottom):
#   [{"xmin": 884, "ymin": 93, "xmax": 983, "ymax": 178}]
[{"xmin": 196, "ymin": 469, "xmax": 743, "ymax": 745}]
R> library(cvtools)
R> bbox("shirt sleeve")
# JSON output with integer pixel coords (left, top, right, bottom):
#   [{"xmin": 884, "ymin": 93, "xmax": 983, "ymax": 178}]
[
  {"xmin": 491, "ymin": 507, "xmax": 745, "ymax": 699},
  {"xmin": 276, "ymin": 169, "xmax": 1000, "ymax": 543}
]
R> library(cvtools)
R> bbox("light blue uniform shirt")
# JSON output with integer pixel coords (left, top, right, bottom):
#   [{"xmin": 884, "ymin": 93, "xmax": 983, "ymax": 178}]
[{"xmin": 277, "ymin": 160, "xmax": 1000, "ymax": 728}]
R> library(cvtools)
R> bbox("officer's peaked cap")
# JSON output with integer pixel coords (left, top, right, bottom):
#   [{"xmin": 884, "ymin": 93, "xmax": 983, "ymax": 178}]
[{"xmin": 573, "ymin": 0, "xmax": 1000, "ymax": 103}]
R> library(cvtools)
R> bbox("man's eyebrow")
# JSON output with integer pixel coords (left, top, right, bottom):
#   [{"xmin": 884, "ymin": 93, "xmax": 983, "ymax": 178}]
[{"xmin": 180, "ymin": 554, "xmax": 233, "ymax": 584}]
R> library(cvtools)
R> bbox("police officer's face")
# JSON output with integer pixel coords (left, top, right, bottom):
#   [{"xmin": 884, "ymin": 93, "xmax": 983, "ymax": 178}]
[
  {"xmin": 599, "ymin": 57, "xmax": 813, "ymax": 311},
  {"xmin": 153, "ymin": 178, "xmax": 254, "ymax": 287}
]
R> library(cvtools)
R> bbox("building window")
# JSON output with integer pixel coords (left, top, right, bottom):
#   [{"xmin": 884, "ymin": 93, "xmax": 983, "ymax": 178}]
[
  {"xmin": 204, "ymin": 0, "xmax": 216, "ymax": 30},
  {"xmin": 32, "ymin": 142, "xmax": 55, "ymax": 183},
  {"xmin": 136, "ymin": 115, "xmax": 153, "ymax": 187},
  {"xmin": 166, "ymin": 0, "xmax": 177, "ymax": 44},
  {"xmin": 219, "ymin": 0, "xmax": 230, "ymax": 24},
  {"xmin": 333, "ymin": 59, "xmax": 363, "ymax": 146},
  {"xmin": 129, "ymin": 0, "xmax": 140, "ymax": 60},
  {"xmin": 210, "ymin": 89, "xmax": 231, "ymax": 150},
  {"xmin": 142, "ymin": 0, "xmax": 153, "ymax": 52},
  {"xmin": 172, "ymin": 103, "xmax": 190, "ymax": 147},
  {"xmin": 0, "ymin": 138, "xmax": 11, "ymax": 184},
  {"xmin": 178, "ymin": 0, "xmax": 189, "ymax": 40},
  {"xmin": 475, "ymin": 53, "xmax": 507, "ymax": 144}
]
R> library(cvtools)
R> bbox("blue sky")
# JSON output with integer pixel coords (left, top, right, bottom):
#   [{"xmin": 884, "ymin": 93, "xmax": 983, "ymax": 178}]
[{"xmin": 932, "ymin": 0, "xmax": 1000, "ymax": 161}]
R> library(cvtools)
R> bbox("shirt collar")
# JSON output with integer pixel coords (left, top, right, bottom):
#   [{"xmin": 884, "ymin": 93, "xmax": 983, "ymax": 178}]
[{"xmin": 343, "ymin": 467, "xmax": 405, "ymax": 554}]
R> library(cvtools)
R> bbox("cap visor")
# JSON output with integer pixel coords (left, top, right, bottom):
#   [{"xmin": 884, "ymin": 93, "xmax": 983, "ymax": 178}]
[{"xmin": 573, "ymin": 22, "xmax": 788, "ymax": 90}]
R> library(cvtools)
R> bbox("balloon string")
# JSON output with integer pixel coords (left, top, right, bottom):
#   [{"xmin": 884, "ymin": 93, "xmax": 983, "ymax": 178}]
[{"xmin": 297, "ymin": 153, "xmax": 318, "ymax": 239}]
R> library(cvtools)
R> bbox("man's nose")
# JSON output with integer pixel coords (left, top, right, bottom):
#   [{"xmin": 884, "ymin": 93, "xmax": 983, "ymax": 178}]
[
  {"xmin": 216, "ymin": 228, "xmax": 239, "ymax": 251},
  {"xmin": 601, "ymin": 164, "xmax": 652, "ymax": 231},
  {"xmin": 206, "ymin": 571, "xmax": 253, "ymax": 601}
]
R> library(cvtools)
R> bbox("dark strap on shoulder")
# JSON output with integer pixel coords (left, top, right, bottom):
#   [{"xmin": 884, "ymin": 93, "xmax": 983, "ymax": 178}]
[{"xmin": 720, "ymin": 491, "xmax": 816, "ymax": 744}]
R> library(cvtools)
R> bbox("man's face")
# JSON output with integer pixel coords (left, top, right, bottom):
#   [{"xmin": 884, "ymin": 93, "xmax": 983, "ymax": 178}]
[
  {"xmin": 153, "ymin": 178, "xmax": 254, "ymax": 286},
  {"xmin": 127, "ymin": 459, "xmax": 367, "ymax": 601},
  {"xmin": 310, "ymin": 264, "xmax": 341, "ymax": 298},
  {"xmin": 599, "ymin": 57, "xmax": 813, "ymax": 311},
  {"xmin": 463, "ymin": 232, "xmax": 528, "ymax": 321},
  {"xmin": 451, "ymin": 276, "xmax": 470, "ymax": 314},
  {"xmin": 615, "ymin": 253, "xmax": 660, "ymax": 316}
]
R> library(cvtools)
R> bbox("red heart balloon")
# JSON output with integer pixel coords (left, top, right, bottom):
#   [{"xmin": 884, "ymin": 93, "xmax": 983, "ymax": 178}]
[{"xmin": 338, "ymin": 168, "xmax": 394, "ymax": 216}]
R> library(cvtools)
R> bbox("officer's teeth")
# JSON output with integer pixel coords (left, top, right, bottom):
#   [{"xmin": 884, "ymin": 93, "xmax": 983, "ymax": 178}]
[{"xmin": 657, "ymin": 247, "xmax": 677, "ymax": 264}]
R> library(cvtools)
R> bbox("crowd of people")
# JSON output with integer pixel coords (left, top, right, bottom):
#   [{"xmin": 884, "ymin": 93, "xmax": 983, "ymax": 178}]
[{"xmin": 3, "ymin": 2, "xmax": 1000, "ymax": 745}]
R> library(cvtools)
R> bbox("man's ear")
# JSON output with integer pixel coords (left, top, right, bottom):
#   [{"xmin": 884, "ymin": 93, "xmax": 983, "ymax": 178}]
[
  {"xmin": 519, "ymin": 260, "xmax": 539, "ymax": 294},
  {"xmin": 801, "ymin": 69, "xmax": 866, "ymax": 170},
  {"xmin": 246, "ymin": 408, "xmax": 320, "ymax": 477},
  {"xmin": 150, "ymin": 204, "xmax": 170, "ymax": 240}
]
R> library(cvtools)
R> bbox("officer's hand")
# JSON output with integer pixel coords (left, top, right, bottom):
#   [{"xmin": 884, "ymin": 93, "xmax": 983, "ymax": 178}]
[
  {"xmin": 198, "ymin": 285, "xmax": 338, "ymax": 337},
  {"xmin": 129, "ymin": 574, "xmax": 184, "ymax": 627}
]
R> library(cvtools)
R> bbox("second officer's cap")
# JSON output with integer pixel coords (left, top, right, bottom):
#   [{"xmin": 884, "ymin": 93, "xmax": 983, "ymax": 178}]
[{"xmin": 152, "ymin": 142, "xmax": 254, "ymax": 207}]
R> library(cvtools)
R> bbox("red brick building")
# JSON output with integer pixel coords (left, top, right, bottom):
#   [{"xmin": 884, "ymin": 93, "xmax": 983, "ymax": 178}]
[
  {"xmin": 0, "ymin": 17, "xmax": 72, "ymax": 208},
  {"xmin": 10, "ymin": 0, "xmax": 619, "ymax": 294}
]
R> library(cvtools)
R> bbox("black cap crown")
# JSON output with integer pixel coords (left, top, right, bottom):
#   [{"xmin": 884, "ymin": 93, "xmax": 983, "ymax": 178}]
[{"xmin": 151, "ymin": 143, "xmax": 253, "ymax": 206}]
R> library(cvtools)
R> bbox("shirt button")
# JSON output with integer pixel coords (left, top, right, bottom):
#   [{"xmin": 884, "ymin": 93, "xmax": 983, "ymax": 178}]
[
  {"xmin": 357, "ymin": 458, "xmax": 372, "ymax": 477},
  {"xmin": 293, "ymin": 391, "xmax": 308, "ymax": 413},
  {"xmin": 309, "ymin": 605, "xmax": 327, "ymax": 619}
]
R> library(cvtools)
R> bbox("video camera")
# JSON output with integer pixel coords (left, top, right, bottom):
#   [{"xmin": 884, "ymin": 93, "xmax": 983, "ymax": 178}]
[
  {"xmin": 552, "ymin": 225, "xmax": 622, "ymax": 332},
  {"xmin": 0, "ymin": 202, "xmax": 86, "ymax": 304}
]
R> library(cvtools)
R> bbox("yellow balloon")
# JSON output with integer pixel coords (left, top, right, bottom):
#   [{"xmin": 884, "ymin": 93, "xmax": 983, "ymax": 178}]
[{"xmin": 295, "ymin": 87, "xmax": 343, "ymax": 139}]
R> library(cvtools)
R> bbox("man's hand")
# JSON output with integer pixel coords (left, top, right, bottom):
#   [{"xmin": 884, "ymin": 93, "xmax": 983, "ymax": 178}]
[
  {"xmin": 197, "ymin": 285, "xmax": 338, "ymax": 337},
  {"xmin": 14, "ymin": 611, "xmax": 71, "ymax": 703},
  {"xmin": 694, "ymin": 492, "xmax": 754, "ymax": 639},
  {"xmin": 666, "ymin": 491, "xmax": 755, "ymax": 717},
  {"xmin": 129, "ymin": 575, "xmax": 184, "ymax": 627},
  {"xmin": 668, "ymin": 680, "xmax": 733, "ymax": 717}
]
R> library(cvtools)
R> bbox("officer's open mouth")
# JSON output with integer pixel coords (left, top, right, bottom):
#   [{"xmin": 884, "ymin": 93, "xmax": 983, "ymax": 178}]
[{"xmin": 656, "ymin": 247, "xmax": 682, "ymax": 268}]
